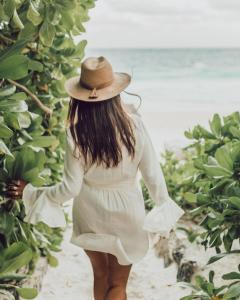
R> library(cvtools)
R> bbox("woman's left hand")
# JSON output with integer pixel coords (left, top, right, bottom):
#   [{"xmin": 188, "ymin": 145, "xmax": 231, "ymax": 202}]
[{"xmin": 4, "ymin": 179, "xmax": 27, "ymax": 200}]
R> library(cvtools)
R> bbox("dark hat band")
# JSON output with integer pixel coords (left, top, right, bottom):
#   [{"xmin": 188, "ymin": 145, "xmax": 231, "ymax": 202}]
[{"xmin": 79, "ymin": 78, "xmax": 114, "ymax": 90}]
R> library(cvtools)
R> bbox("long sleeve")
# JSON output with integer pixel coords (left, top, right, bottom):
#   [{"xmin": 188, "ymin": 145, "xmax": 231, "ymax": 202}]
[
  {"xmin": 22, "ymin": 128, "xmax": 84, "ymax": 228},
  {"xmin": 138, "ymin": 117, "xmax": 185, "ymax": 238}
]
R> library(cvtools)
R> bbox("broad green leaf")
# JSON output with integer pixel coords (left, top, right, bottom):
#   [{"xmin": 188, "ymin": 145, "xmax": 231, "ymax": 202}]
[
  {"xmin": 222, "ymin": 272, "xmax": 240, "ymax": 280},
  {"xmin": 12, "ymin": 8, "xmax": 24, "ymax": 29},
  {"xmin": 209, "ymin": 114, "xmax": 221, "ymax": 137},
  {"xmin": 18, "ymin": 21, "xmax": 38, "ymax": 40},
  {"xmin": 223, "ymin": 284, "xmax": 240, "ymax": 299},
  {"xmin": 8, "ymin": 92, "xmax": 27, "ymax": 101},
  {"xmin": 3, "ymin": 0, "xmax": 15, "ymax": 18},
  {"xmin": 27, "ymin": 1, "xmax": 42, "ymax": 26},
  {"xmin": 203, "ymin": 165, "xmax": 233, "ymax": 178},
  {"xmin": 0, "ymin": 100, "xmax": 28, "ymax": 112},
  {"xmin": 184, "ymin": 192, "xmax": 197, "ymax": 203},
  {"xmin": 0, "ymin": 123, "xmax": 13, "ymax": 138},
  {"xmin": 0, "ymin": 211, "xmax": 15, "ymax": 237},
  {"xmin": 17, "ymin": 288, "xmax": 38, "ymax": 299},
  {"xmin": 229, "ymin": 126, "xmax": 240, "ymax": 138},
  {"xmin": 47, "ymin": 254, "xmax": 58, "ymax": 267},
  {"xmin": 0, "ymin": 39, "xmax": 30, "ymax": 61},
  {"xmin": 73, "ymin": 40, "xmax": 87, "ymax": 58},
  {"xmin": 0, "ymin": 55, "xmax": 29, "ymax": 80},
  {"xmin": 4, "ymin": 113, "xmax": 21, "ymax": 130},
  {"xmin": 0, "ymin": 85, "xmax": 16, "ymax": 98},
  {"xmin": 17, "ymin": 112, "xmax": 31, "ymax": 128},
  {"xmin": 28, "ymin": 59, "xmax": 43, "ymax": 72},
  {"xmin": 24, "ymin": 136, "xmax": 58, "ymax": 148},
  {"xmin": 39, "ymin": 21, "xmax": 55, "ymax": 47},
  {"xmin": 0, "ymin": 140, "xmax": 13, "ymax": 157},
  {"xmin": 215, "ymin": 146, "xmax": 233, "ymax": 171},
  {"xmin": 228, "ymin": 197, "xmax": 240, "ymax": 209}
]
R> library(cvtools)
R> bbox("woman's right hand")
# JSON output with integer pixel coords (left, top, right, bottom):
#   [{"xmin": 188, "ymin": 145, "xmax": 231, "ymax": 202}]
[{"xmin": 3, "ymin": 179, "xmax": 28, "ymax": 200}]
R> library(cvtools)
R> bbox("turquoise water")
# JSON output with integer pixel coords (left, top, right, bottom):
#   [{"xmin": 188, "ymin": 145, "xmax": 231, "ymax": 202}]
[{"xmin": 86, "ymin": 48, "xmax": 240, "ymax": 111}]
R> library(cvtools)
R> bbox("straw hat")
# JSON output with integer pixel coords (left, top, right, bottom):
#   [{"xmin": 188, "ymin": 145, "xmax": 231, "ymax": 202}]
[{"xmin": 64, "ymin": 56, "xmax": 131, "ymax": 102}]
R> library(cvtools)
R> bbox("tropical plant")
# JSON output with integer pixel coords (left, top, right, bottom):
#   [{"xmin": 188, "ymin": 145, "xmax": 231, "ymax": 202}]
[
  {"xmin": 180, "ymin": 268, "xmax": 240, "ymax": 300},
  {"xmin": 148, "ymin": 112, "xmax": 240, "ymax": 298},
  {"xmin": 0, "ymin": 0, "xmax": 95, "ymax": 297}
]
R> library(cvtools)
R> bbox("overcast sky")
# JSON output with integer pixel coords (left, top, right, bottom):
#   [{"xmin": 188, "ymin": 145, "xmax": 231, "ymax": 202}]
[{"xmin": 81, "ymin": 0, "xmax": 240, "ymax": 48}]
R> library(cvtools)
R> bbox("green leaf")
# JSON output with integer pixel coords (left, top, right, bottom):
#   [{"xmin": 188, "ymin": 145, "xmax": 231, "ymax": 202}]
[
  {"xmin": 3, "ymin": 0, "xmax": 15, "ymax": 18},
  {"xmin": 0, "ymin": 139, "xmax": 13, "ymax": 157},
  {"xmin": 222, "ymin": 272, "xmax": 240, "ymax": 280},
  {"xmin": 17, "ymin": 112, "xmax": 31, "ymax": 128},
  {"xmin": 215, "ymin": 146, "xmax": 233, "ymax": 171},
  {"xmin": 0, "ymin": 55, "xmax": 29, "ymax": 80},
  {"xmin": 8, "ymin": 92, "xmax": 27, "ymax": 101},
  {"xmin": 12, "ymin": 8, "xmax": 24, "ymax": 29},
  {"xmin": 27, "ymin": 1, "xmax": 43, "ymax": 26},
  {"xmin": 0, "ymin": 100, "xmax": 28, "ymax": 112},
  {"xmin": 0, "ymin": 242, "xmax": 32, "ymax": 274},
  {"xmin": 47, "ymin": 254, "xmax": 58, "ymax": 267},
  {"xmin": 0, "ymin": 39, "xmax": 30, "ymax": 61},
  {"xmin": 0, "ymin": 211, "xmax": 15, "ymax": 237},
  {"xmin": 228, "ymin": 197, "xmax": 240, "ymax": 209},
  {"xmin": 0, "ymin": 85, "xmax": 16, "ymax": 97},
  {"xmin": 223, "ymin": 284, "xmax": 240, "ymax": 299},
  {"xmin": 17, "ymin": 288, "xmax": 38, "ymax": 300},
  {"xmin": 203, "ymin": 165, "xmax": 233, "ymax": 178},
  {"xmin": 184, "ymin": 192, "xmax": 197, "ymax": 203},
  {"xmin": 28, "ymin": 59, "xmax": 43, "ymax": 72},
  {"xmin": 39, "ymin": 21, "xmax": 56, "ymax": 47},
  {"xmin": 229, "ymin": 126, "xmax": 240, "ymax": 139},
  {"xmin": 24, "ymin": 136, "xmax": 58, "ymax": 148},
  {"xmin": 0, "ymin": 123, "xmax": 13, "ymax": 138},
  {"xmin": 209, "ymin": 114, "xmax": 222, "ymax": 137}
]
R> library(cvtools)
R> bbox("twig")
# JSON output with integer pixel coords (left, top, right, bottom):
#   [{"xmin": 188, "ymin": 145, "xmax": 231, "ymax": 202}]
[
  {"xmin": 7, "ymin": 79, "xmax": 52, "ymax": 116},
  {"xmin": 0, "ymin": 33, "xmax": 15, "ymax": 44}
]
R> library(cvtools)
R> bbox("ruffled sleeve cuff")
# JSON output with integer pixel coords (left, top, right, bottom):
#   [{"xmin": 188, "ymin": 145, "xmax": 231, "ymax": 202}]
[
  {"xmin": 22, "ymin": 183, "xmax": 67, "ymax": 228},
  {"xmin": 142, "ymin": 197, "xmax": 185, "ymax": 238}
]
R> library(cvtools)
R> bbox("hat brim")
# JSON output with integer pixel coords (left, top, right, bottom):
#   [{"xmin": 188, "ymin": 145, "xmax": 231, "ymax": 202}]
[{"xmin": 64, "ymin": 72, "xmax": 131, "ymax": 102}]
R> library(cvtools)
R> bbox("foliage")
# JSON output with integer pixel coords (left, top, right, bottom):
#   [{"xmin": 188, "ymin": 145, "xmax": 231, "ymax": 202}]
[
  {"xmin": 150, "ymin": 112, "xmax": 240, "ymax": 298},
  {"xmin": 180, "ymin": 268, "xmax": 240, "ymax": 300},
  {"xmin": 0, "ymin": 0, "xmax": 95, "ymax": 297}
]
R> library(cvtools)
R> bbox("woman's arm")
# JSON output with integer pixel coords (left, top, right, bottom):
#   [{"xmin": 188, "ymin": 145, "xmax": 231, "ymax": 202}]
[
  {"xmin": 22, "ymin": 128, "xmax": 85, "ymax": 206},
  {"xmin": 138, "ymin": 118, "xmax": 169, "ymax": 206},
  {"xmin": 6, "ymin": 128, "xmax": 85, "ymax": 227},
  {"xmin": 138, "ymin": 116, "xmax": 185, "ymax": 237}
]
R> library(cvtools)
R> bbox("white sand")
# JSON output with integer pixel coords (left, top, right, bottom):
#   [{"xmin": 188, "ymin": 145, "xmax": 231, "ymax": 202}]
[
  {"xmin": 36, "ymin": 222, "xmax": 239, "ymax": 300},
  {"xmin": 36, "ymin": 223, "xmax": 191, "ymax": 300}
]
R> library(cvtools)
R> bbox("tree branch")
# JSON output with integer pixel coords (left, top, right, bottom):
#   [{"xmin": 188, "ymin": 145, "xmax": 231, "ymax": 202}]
[
  {"xmin": 7, "ymin": 79, "xmax": 52, "ymax": 116},
  {"xmin": 0, "ymin": 34, "xmax": 15, "ymax": 44}
]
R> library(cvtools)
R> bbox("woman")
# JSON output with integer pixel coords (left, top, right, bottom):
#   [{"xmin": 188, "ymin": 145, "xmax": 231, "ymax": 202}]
[{"xmin": 5, "ymin": 56, "xmax": 184, "ymax": 300}]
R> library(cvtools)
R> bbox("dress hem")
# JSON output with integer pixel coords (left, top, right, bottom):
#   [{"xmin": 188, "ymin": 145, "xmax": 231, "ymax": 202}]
[{"xmin": 70, "ymin": 232, "xmax": 149, "ymax": 266}]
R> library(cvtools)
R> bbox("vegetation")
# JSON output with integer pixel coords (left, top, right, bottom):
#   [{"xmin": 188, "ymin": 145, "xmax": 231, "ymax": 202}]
[
  {"xmin": 0, "ymin": 0, "xmax": 95, "ymax": 298},
  {"xmin": 143, "ymin": 112, "xmax": 240, "ymax": 299}
]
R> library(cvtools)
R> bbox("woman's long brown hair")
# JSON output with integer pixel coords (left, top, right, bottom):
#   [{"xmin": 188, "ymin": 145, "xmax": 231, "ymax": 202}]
[{"xmin": 66, "ymin": 95, "xmax": 136, "ymax": 168}]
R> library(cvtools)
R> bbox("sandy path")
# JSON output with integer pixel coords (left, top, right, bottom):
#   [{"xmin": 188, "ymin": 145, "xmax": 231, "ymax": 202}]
[{"xmin": 36, "ymin": 224, "xmax": 190, "ymax": 300}]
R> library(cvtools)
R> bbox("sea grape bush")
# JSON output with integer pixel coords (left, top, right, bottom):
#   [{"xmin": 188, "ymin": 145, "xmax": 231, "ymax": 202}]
[
  {"xmin": 145, "ymin": 112, "xmax": 240, "ymax": 299},
  {"xmin": 0, "ymin": 0, "xmax": 95, "ymax": 297}
]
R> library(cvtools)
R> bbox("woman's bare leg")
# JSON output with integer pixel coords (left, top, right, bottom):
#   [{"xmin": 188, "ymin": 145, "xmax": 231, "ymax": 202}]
[
  {"xmin": 106, "ymin": 253, "xmax": 132, "ymax": 300},
  {"xmin": 84, "ymin": 250, "xmax": 109, "ymax": 300}
]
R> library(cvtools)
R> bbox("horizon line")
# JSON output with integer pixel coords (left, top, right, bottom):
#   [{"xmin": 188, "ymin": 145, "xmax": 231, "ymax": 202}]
[{"xmin": 86, "ymin": 46, "xmax": 240, "ymax": 50}]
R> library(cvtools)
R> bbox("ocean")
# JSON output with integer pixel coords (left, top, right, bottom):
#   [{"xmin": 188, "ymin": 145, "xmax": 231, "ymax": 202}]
[
  {"xmin": 85, "ymin": 48, "xmax": 240, "ymax": 151},
  {"xmin": 86, "ymin": 48, "xmax": 240, "ymax": 113}
]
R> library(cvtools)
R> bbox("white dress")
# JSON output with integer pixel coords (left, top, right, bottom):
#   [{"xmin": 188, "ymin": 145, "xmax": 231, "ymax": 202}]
[{"xmin": 22, "ymin": 112, "xmax": 185, "ymax": 265}]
